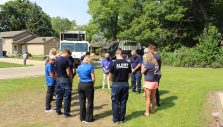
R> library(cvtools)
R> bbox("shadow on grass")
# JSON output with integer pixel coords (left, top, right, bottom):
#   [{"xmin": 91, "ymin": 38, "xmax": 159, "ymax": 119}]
[
  {"xmin": 126, "ymin": 95, "xmax": 177, "ymax": 120},
  {"xmin": 125, "ymin": 110, "xmax": 145, "ymax": 121},
  {"xmin": 94, "ymin": 110, "xmax": 113, "ymax": 120},
  {"xmin": 157, "ymin": 96, "xmax": 178, "ymax": 111},
  {"xmin": 71, "ymin": 104, "xmax": 111, "ymax": 119},
  {"xmin": 159, "ymin": 90, "xmax": 170, "ymax": 96}
]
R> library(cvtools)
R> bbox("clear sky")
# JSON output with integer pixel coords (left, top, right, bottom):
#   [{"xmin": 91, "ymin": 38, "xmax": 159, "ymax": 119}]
[{"xmin": 0, "ymin": 0, "xmax": 91, "ymax": 25}]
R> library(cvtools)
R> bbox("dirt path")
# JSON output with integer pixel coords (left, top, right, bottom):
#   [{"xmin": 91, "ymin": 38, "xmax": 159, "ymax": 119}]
[
  {"xmin": 0, "ymin": 87, "xmax": 114, "ymax": 127},
  {"xmin": 204, "ymin": 92, "xmax": 223, "ymax": 127}
]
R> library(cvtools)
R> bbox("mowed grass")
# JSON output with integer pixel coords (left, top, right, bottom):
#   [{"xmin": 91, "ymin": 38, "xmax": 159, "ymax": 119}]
[
  {"xmin": 30, "ymin": 55, "xmax": 45, "ymax": 61},
  {"xmin": 10, "ymin": 55, "xmax": 45, "ymax": 61},
  {"xmin": 0, "ymin": 66, "xmax": 223, "ymax": 127},
  {"xmin": 0, "ymin": 61, "xmax": 27, "ymax": 68}
]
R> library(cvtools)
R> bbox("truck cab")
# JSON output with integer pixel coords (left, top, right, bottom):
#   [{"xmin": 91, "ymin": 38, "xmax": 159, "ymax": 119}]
[{"xmin": 60, "ymin": 31, "xmax": 90, "ymax": 61}]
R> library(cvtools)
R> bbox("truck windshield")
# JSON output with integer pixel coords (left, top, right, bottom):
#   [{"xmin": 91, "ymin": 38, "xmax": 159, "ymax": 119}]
[
  {"xmin": 61, "ymin": 43, "xmax": 74, "ymax": 52},
  {"xmin": 74, "ymin": 43, "xmax": 88, "ymax": 52}
]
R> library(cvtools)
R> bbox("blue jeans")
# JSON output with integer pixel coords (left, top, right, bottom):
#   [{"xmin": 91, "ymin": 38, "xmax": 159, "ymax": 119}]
[
  {"xmin": 111, "ymin": 82, "xmax": 129, "ymax": 122},
  {"xmin": 55, "ymin": 77, "xmax": 72, "ymax": 115},
  {"xmin": 131, "ymin": 70, "xmax": 142, "ymax": 92}
]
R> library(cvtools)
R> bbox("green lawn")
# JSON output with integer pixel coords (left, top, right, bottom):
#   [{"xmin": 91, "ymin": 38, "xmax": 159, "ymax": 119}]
[
  {"xmin": 9, "ymin": 55, "xmax": 45, "ymax": 61},
  {"xmin": 0, "ymin": 66, "xmax": 223, "ymax": 127},
  {"xmin": 30, "ymin": 55, "xmax": 45, "ymax": 61},
  {"xmin": 0, "ymin": 61, "xmax": 27, "ymax": 68}
]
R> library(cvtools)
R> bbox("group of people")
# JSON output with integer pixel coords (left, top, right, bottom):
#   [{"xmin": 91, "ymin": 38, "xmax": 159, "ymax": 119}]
[
  {"xmin": 44, "ymin": 43, "xmax": 162, "ymax": 124},
  {"xmin": 130, "ymin": 44, "xmax": 162, "ymax": 109}
]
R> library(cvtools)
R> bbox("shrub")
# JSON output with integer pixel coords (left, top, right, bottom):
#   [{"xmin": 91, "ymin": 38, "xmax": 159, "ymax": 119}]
[{"xmin": 161, "ymin": 25, "xmax": 223, "ymax": 68}]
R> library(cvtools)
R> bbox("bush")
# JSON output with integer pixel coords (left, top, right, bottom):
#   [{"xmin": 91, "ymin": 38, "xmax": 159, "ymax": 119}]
[
  {"xmin": 95, "ymin": 48, "xmax": 101, "ymax": 55},
  {"xmin": 161, "ymin": 25, "xmax": 223, "ymax": 68}
]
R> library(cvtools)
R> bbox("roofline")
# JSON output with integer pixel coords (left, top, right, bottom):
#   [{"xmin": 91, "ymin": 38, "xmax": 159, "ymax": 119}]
[
  {"xmin": 0, "ymin": 30, "xmax": 30, "ymax": 38},
  {"xmin": 25, "ymin": 37, "xmax": 59, "ymax": 44},
  {"xmin": 60, "ymin": 31, "xmax": 86, "ymax": 34}
]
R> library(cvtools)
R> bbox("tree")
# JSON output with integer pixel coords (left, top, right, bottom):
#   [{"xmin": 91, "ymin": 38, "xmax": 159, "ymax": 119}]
[
  {"xmin": 119, "ymin": 0, "xmax": 189, "ymax": 49},
  {"xmin": 88, "ymin": 0, "xmax": 121, "ymax": 41},
  {"xmin": 87, "ymin": 0, "xmax": 223, "ymax": 50},
  {"xmin": 0, "ymin": 0, "xmax": 54, "ymax": 36},
  {"xmin": 91, "ymin": 33, "xmax": 108, "ymax": 47},
  {"xmin": 26, "ymin": 3, "xmax": 53, "ymax": 36},
  {"xmin": 51, "ymin": 16, "xmax": 77, "ymax": 37},
  {"xmin": 0, "ymin": 0, "xmax": 34, "ymax": 31},
  {"xmin": 85, "ymin": 20, "xmax": 99, "ymax": 41}
]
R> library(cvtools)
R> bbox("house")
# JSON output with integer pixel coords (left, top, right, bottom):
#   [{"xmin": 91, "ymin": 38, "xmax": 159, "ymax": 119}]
[
  {"xmin": 26, "ymin": 37, "xmax": 59, "ymax": 55},
  {"xmin": 0, "ymin": 37, "xmax": 3, "ymax": 57},
  {"xmin": 0, "ymin": 30, "xmax": 59, "ymax": 56},
  {"xmin": 0, "ymin": 30, "xmax": 35, "ymax": 55}
]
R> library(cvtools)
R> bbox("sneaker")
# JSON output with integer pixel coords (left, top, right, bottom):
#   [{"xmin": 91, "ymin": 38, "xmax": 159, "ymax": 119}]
[
  {"xmin": 82, "ymin": 121, "xmax": 89, "ymax": 123},
  {"xmin": 45, "ymin": 109, "xmax": 53, "ymax": 113},
  {"xmin": 120, "ymin": 120, "xmax": 126, "ymax": 123}
]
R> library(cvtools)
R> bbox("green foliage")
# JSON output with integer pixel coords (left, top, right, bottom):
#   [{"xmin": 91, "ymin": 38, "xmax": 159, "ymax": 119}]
[
  {"xmin": 94, "ymin": 48, "xmax": 101, "ymax": 55},
  {"xmin": 51, "ymin": 16, "xmax": 76, "ymax": 37},
  {"xmin": 91, "ymin": 33, "xmax": 108, "ymax": 47},
  {"xmin": 161, "ymin": 25, "xmax": 223, "ymax": 68},
  {"xmin": 85, "ymin": 20, "xmax": 100, "ymax": 42},
  {"xmin": 87, "ymin": 0, "xmax": 223, "ymax": 50},
  {"xmin": 0, "ymin": 0, "xmax": 53, "ymax": 36},
  {"xmin": 26, "ymin": 3, "xmax": 53, "ymax": 36},
  {"xmin": 88, "ymin": 0, "xmax": 121, "ymax": 40}
]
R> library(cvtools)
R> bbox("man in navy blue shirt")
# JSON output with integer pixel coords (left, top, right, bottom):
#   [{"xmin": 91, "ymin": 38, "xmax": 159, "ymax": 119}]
[
  {"xmin": 109, "ymin": 49, "xmax": 132, "ymax": 123},
  {"xmin": 149, "ymin": 44, "xmax": 162, "ymax": 106},
  {"xmin": 130, "ymin": 50, "xmax": 142, "ymax": 93},
  {"xmin": 67, "ymin": 52, "xmax": 75, "ymax": 78},
  {"xmin": 55, "ymin": 49, "xmax": 73, "ymax": 118}
]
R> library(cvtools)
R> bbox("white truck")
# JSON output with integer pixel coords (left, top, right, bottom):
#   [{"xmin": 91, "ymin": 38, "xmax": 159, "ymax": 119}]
[{"xmin": 60, "ymin": 31, "xmax": 90, "ymax": 61}]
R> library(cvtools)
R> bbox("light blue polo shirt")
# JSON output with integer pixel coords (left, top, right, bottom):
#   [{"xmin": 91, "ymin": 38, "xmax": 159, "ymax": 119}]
[{"xmin": 77, "ymin": 62, "xmax": 94, "ymax": 83}]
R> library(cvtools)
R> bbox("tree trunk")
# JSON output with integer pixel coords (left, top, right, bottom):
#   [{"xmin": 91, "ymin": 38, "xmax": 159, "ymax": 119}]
[
  {"xmin": 195, "ymin": 0, "xmax": 209, "ymax": 28},
  {"xmin": 111, "ymin": 15, "xmax": 118, "ymax": 41}
]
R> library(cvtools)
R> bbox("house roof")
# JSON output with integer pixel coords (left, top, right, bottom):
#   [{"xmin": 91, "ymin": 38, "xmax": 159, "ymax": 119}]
[
  {"xmin": 14, "ymin": 35, "xmax": 35, "ymax": 44},
  {"xmin": 0, "ymin": 30, "xmax": 28, "ymax": 38},
  {"xmin": 26, "ymin": 37, "xmax": 58, "ymax": 44}
]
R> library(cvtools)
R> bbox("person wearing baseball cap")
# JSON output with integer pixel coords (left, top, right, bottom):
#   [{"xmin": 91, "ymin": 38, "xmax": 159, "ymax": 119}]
[{"xmin": 45, "ymin": 55, "xmax": 57, "ymax": 112}]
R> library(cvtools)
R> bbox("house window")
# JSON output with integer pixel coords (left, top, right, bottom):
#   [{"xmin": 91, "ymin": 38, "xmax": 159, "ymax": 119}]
[{"xmin": 14, "ymin": 45, "xmax": 18, "ymax": 51}]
